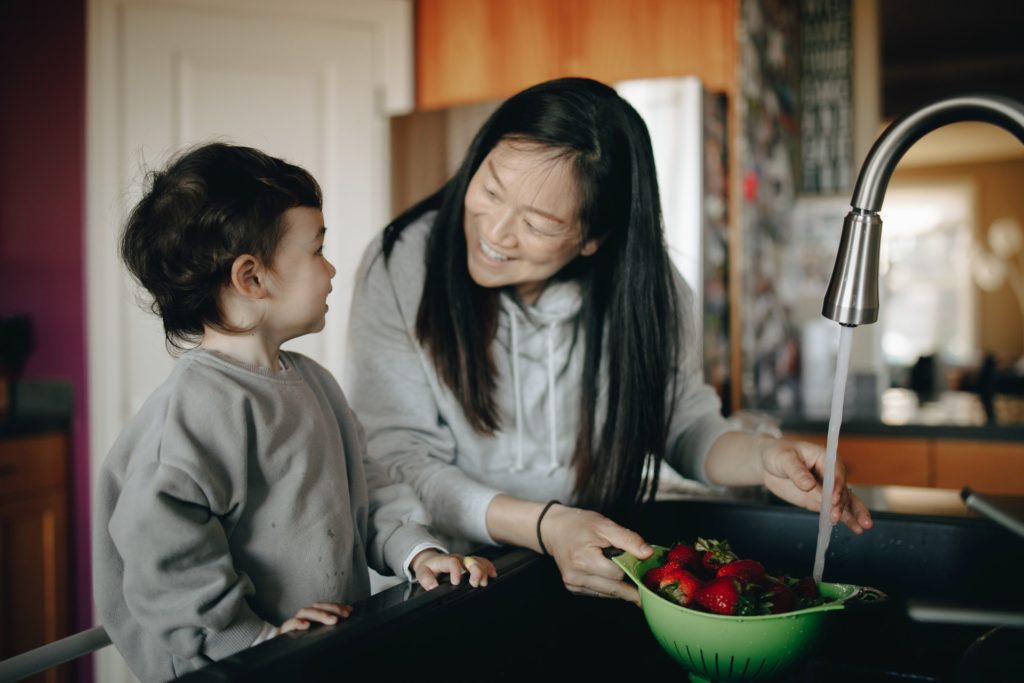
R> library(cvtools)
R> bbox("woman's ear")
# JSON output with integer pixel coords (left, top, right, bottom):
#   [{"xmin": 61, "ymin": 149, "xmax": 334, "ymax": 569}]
[
  {"xmin": 229, "ymin": 254, "xmax": 268, "ymax": 299},
  {"xmin": 579, "ymin": 236, "xmax": 604, "ymax": 257}
]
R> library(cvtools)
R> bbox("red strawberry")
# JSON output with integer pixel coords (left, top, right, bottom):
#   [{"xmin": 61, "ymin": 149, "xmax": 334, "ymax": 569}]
[
  {"xmin": 760, "ymin": 581, "xmax": 796, "ymax": 614},
  {"xmin": 716, "ymin": 559, "xmax": 767, "ymax": 585},
  {"xmin": 666, "ymin": 542, "xmax": 702, "ymax": 572},
  {"xmin": 695, "ymin": 537, "xmax": 738, "ymax": 575},
  {"xmin": 661, "ymin": 568, "xmax": 703, "ymax": 607},
  {"xmin": 694, "ymin": 576, "xmax": 754, "ymax": 616},
  {"xmin": 643, "ymin": 563, "xmax": 675, "ymax": 591},
  {"xmin": 793, "ymin": 576, "xmax": 819, "ymax": 600}
]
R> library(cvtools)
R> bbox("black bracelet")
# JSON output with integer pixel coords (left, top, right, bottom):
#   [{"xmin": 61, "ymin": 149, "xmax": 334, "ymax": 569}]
[{"xmin": 536, "ymin": 499, "xmax": 561, "ymax": 556}]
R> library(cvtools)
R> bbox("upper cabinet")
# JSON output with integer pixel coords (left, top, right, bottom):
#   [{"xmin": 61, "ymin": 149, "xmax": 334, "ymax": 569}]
[{"xmin": 415, "ymin": 0, "xmax": 738, "ymax": 110}]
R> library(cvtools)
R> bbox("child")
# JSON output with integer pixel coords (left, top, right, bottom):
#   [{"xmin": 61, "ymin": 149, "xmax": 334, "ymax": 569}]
[{"xmin": 93, "ymin": 143, "xmax": 496, "ymax": 682}]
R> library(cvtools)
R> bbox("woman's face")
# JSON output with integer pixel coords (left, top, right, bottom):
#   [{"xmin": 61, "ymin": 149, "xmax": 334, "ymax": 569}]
[{"xmin": 463, "ymin": 140, "xmax": 600, "ymax": 304}]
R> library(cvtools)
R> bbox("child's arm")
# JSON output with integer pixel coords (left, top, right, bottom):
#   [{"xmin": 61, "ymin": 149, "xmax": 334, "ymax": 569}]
[
  {"xmin": 252, "ymin": 603, "xmax": 352, "ymax": 645},
  {"xmin": 409, "ymin": 549, "xmax": 496, "ymax": 590},
  {"xmin": 108, "ymin": 461, "xmax": 265, "ymax": 663}
]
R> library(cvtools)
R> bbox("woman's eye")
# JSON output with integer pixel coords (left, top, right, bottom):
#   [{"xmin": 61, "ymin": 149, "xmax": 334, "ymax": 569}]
[
  {"xmin": 485, "ymin": 188, "xmax": 498, "ymax": 199},
  {"xmin": 315, "ymin": 245, "xmax": 324, "ymax": 256}
]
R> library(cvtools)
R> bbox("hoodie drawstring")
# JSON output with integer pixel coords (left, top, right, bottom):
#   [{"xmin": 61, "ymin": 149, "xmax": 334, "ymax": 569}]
[
  {"xmin": 509, "ymin": 309, "xmax": 525, "ymax": 473},
  {"xmin": 508, "ymin": 309, "xmax": 561, "ymax": 476},
  {"xmin": 545, "ymin": 322, "xmax": 559, "ymax": 475}
]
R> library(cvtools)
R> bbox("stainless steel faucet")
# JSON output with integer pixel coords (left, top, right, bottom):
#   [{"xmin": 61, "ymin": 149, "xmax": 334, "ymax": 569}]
[{"xmin": 822, "ymin": 94, "xmax": 1024, "ymax": 326}]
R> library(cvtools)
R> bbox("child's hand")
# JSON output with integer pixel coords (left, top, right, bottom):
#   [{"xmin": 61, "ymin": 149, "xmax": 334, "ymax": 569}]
[
  {"xmin": 279, "ymin": 602, "xmax": 352, "ymax": 634},
  {"xmin": 410, "ymin": 549, "xmax": 497, "ymax": 590}
]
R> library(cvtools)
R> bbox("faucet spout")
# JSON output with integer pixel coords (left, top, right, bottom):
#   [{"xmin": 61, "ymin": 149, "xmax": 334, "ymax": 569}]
[{"xmin": 823, "ymin": 94, "xmax": 1024, "ymax": 326}]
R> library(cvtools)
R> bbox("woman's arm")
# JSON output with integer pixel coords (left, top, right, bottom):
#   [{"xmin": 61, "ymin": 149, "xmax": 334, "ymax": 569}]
[
  {"xmin": 704, "ymin": 431, "xmax": 873, "ymax": 534},
  {"xmin": 485, "ymin": 494, "xmax": 654, "ymax": 604},
  {"xmin": 346, "ymin": 241, "xmax": 503, "ymax": 545}
]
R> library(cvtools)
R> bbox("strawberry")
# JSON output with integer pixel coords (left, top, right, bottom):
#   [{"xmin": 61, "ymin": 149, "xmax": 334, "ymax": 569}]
[
  {"xmin": 661, "ymin": 568, "xmax": 703, "ymax": 607},
  {"xmin": 694, "ymin": 576, "xmax": 754, "ymax": 616},
  {"xmin": 666, "ymin": 542, "xmax": 702, "ymax": 572},
  {"xmin": 642, "ymin": 563, "xmax": 676, "ymax": 591},
  {"xmin": 793, "ymin": 576, "xmax": 819, "ymax": 600},
  {"xmin": 695, "ymin": 537, "xmax": 738, "ymax": 575},
  {"xmin": 716, "ymin": 558, "xmax": 767, "ymax": 585},
  {"xmin": 760, "ymin": 581, "xmax": 796, "ymax": 614}
]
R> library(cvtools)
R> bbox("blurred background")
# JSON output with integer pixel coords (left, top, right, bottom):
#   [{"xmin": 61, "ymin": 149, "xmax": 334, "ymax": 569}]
[{"xmin": 2, "ymin": 1, "xmax": 1023, "ymax": 681}]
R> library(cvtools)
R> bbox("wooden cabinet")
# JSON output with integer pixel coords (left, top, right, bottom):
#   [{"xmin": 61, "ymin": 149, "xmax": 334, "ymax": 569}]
[
  {"xmin": 785, "ymin": 431, "xmax": 1024, "ymax": 495},
  {"xmin": 933, "ymin": 439, "xmax": 1024, "ymax": 495},
  {"xmin": 786, "ymin": 432, "xmax": 932, "ymax": 487},
  {"xmin": 0, "ymin": 432, "xmax": 70, "ymax": 683},
  {"xmin": 415, "ymin": 0, "xmax": 738, "ymax": 109}
]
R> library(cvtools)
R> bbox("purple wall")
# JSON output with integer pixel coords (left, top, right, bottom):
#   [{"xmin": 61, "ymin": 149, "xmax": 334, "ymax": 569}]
[{"xmin": 0, "ymin": 0, "xmax": 91, "ymax": 679}]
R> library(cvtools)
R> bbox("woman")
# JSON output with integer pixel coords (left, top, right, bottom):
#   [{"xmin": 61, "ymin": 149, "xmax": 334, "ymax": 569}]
[{"xmin": 346, "ymin": 78, "xmax": 871, "ymax": 604}]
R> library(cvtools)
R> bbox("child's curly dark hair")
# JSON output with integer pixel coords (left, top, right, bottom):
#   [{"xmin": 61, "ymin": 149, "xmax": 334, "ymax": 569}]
[{"xmin": 120, "ymin": 142, "xmax": 322, "ymax": 350}]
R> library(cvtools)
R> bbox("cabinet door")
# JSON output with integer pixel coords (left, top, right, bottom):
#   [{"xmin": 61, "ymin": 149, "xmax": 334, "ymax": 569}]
[
  {"xmin": 415, "ymin": 0, "xmax": 738, "ymax": 110},
  {"xmin": 784, "ymin": 433, "xmax": 931, "ymax": 487},
  {"xmin": 0, "ymin": 491, "xmax": 69, "ymax": 683},
  {"xmin": 933, "ymin": 440, "xmax": 1024, "ymax": 495}
]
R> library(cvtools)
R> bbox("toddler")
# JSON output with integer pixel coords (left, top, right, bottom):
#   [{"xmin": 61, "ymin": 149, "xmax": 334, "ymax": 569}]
[{"xmin": 93, "ymin": 143, "xmax": 495, "ymax": 682}]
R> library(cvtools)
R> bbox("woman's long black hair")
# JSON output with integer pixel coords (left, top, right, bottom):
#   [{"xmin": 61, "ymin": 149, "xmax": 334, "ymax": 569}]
[{"xmin": 382, "ymin": 78, "xmax": 680, "ymax": 515}]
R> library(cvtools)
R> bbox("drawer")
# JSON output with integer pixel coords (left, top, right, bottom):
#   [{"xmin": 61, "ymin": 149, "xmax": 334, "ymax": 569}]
[
  {"xmin": 933, "ymin": 440, "xmax": 1024, "ymax": 495},
  {"xmin": 784, "ymin": 432, "xmax": 931, "ymax": 486},
  {"xmin": 0, "ymin": 433, "xmax": 67, "ymax": 497}
]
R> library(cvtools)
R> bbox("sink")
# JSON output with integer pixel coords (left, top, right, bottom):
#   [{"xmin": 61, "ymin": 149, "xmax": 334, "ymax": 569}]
[
  {"xmin": 631, "ymin": 498, "xmax": 1023, "ymax": 608},
  {"xmin": 179, "ymin": 498, "xmax": 1024, "ymax": 682}
]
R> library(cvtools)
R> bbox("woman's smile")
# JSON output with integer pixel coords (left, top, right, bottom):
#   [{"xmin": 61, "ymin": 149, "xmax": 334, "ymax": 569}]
[{"xmin": 479, "ymin": 238, "xmax": 510, "ymax": 263}]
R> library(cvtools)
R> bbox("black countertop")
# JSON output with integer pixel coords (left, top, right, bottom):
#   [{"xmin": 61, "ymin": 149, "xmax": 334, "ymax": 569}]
[
  {"xmin": 0, "ymin": 415, "xmax": 70, "ymax": 439},
  {"xmin": 177, "ymin": 493, "xmax": 1024, "ymax": 682}
]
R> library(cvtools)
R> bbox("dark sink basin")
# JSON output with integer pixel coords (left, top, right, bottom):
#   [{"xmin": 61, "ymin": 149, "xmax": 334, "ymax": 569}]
[
  {"xmin": 634, "ymin": 499, "xmax": 1023, "ymax": 608},
  {"xmin": 179, "ymin": 499, "xmax": 1024, "ymax": 682}
]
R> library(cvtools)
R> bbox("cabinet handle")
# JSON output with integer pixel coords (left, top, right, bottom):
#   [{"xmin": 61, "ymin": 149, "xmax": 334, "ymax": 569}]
[{"xmin": 0, "ymin": 464, "xmax": 16, "ymax": 477}]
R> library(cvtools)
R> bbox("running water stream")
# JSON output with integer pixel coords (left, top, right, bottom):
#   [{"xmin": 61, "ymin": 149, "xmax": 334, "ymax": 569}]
[{"xmin": 812, "ymin": 324, "xmax": 854, "ymax": 583}]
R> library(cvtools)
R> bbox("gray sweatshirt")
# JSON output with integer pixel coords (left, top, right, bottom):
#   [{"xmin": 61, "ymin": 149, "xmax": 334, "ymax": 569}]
[
  {"xmin": 93, "ymin": 349, "xmax": 438, "ymax": 682},
  {"xmin": 345, "ymin": 212, "xmax": 734, "ymax": 550}
]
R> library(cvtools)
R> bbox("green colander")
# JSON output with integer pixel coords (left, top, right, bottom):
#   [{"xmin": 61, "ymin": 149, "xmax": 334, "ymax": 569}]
[{"xmin": 612, "ymin": 545, "xmax": 887, "ymax": 683}]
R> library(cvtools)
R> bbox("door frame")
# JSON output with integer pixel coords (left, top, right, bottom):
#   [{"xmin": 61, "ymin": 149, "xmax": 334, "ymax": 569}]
[{"xmin": 84, "ymin": 0, "xmax": 413, "ymax": 652}]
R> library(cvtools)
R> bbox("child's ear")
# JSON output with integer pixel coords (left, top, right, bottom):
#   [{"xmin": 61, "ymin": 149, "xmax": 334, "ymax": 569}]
[{"xmin": 229, "ymin": 254, "xmax": 269, "ymax": 298}]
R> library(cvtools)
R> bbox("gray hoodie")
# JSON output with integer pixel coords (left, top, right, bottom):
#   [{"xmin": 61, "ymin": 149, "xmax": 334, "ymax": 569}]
[{"xmin": 345, "ymin": 212, "xmax": 733, "ymax": 549}]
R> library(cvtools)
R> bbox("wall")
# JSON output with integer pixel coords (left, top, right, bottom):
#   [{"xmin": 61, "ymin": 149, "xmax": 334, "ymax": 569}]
[
  {"xmin": 0, "ymin": 0, "xmax": 92, "ymax": 677},
  {"xmin": 891, "ymin": 158, "xmax": 1024, "ymax": 360}
]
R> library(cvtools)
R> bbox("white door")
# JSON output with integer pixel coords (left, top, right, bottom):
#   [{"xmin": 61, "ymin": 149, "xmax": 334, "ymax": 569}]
[{"xmin": 86, "ymin": 1, "xmax": 411, "ymax": 680}]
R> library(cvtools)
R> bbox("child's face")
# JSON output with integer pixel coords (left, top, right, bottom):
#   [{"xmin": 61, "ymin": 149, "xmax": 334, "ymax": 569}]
[
  {"xmin": 263, "ymin": 206, "xmax": 335, "ymax": 342},
  {"xmin": 463, "ymin": 140, "xmax": 600, "ymax": 305}
]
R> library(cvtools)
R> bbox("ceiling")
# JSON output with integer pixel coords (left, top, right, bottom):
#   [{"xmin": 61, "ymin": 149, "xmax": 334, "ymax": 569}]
[
  {"xmin": 879, "ymin": 0, "xmax": 1024, "ymax": 167},
  {"xmin": 880, "ymin": 0, "xmax": 1024, "ymax": 119}
]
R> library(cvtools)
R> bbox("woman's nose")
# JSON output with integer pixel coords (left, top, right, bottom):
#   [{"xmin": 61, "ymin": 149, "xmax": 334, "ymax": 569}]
[
  {"xmin": 326, "ymin": 259, "xmax": 337, "ymax": 279},
  {"xmin": 484, "ymin": 209, "xmax": 517, "ymax": 247}
]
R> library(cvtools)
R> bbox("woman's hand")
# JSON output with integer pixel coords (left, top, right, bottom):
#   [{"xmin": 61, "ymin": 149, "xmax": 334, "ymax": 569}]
[
  {"xmin": 540, "ymin": 504, "xmax": 653, "ymax": 605},
  {"xmin": 279, "ymin": 602, "xmax": 352, "ymax": 634},
  {"xmin": 758, "ymin": 437, "xmax": 873, "ymax": 534},
  {"xmin": 410, "ymin": 548, "xmax": 497, "ymax": 590}
]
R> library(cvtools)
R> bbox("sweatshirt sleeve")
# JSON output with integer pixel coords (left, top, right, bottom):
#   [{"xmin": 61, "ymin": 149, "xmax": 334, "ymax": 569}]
[
  {"xmin": 351, "ymin": 412, "xmax": 449, "ymax": 576},
  {"xmin": 664, "ymin": 270, "xmax": 736, "ymax": 484},
  {"xmin": 345, "ymin": 242, "xmax": 501, "ymax": 545},
  {"xmin": 108, "ymin": 461, "xmax": 265, "ymax": 663}
]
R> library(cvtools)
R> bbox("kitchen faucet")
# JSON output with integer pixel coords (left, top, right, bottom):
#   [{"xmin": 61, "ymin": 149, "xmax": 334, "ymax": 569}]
[{"xmin": 822, "ymin": 94, "xmax": 1024, "ymax": 326}]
